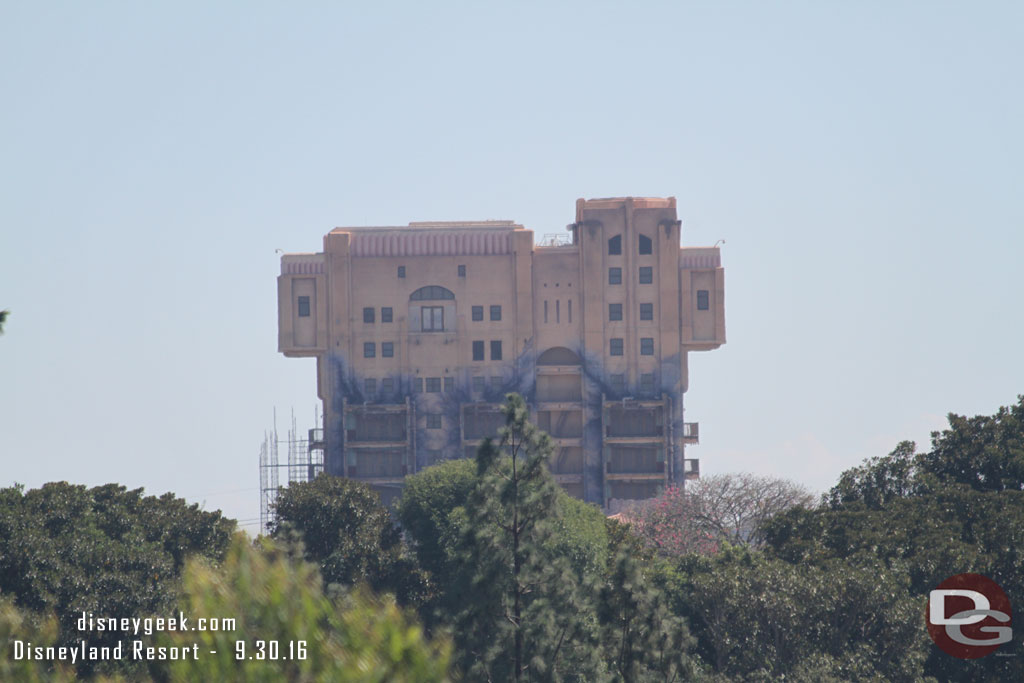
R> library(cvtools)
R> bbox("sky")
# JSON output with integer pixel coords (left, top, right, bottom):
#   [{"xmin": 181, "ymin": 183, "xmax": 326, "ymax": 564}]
[{"xmin": 2, "ymin": 1, "xmax": 1022, "ymax": 532}]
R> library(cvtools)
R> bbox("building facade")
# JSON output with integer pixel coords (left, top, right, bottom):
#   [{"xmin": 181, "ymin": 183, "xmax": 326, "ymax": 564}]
[{"xmin": 277, "ymin": 197, "xmax": 725, "ymax": 508}]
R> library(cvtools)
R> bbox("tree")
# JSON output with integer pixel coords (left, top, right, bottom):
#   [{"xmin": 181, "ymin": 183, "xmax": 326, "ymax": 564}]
[
  {"xmin": 156, "ymin": 535, "xmax": 451, "ymax": 682},
  {"xmin": 453, "ymin": 393, "xmax": 604, "ymax": 681},
  {"xmin": 0, "ymin": 309, "xmax": 8, "ymax": 335},
  {"xmin": 270, "ymin": 473, "xmax": 425, "ymax": 606}
]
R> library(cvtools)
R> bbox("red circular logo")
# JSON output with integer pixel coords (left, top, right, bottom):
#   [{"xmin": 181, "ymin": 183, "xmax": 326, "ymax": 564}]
[{"xmin": 927, "ymin": 573, "xmax": 1013, "ymax": 659}]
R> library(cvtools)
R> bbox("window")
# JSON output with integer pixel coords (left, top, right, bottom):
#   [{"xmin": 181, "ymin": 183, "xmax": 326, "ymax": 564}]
[
  {"xmin": 610, "ymin": 374, "xmax": 625, "ymax": 392},
  {"xmin": 610, "ymin": 338, "xmax": 624, "ymax": 356},
  {"xmin": 411, "ymin": 285, "xmax": 454, "ymax": 300},
  {"xmin": 364, "ymin": 378, "xmax": 376, "ymax": 395},
  {"xmin": 472, "ymin": 305, "xmax": 484, "ymax": 321},
  {"xmin": 398, "ymin": 266, "xmax": 406, "ymax": 278},
  {"xmin": 426, "ymin": 377, "xmax": 441, "ymax": 393},
  {"xmin": 472, "ymin": 340, "xmax": 485, "ymax": 361},
  {"xmin": 381, "ymin": 377, "xmax": 394, "ymax": 394},
  {"xmin": 697, "ymin": 290, "xmax": 710, "ymax": 310},
  {"xmin": 608, "ymin": 235, "xmax": 622, "ymax": 255},
  {"xmin": 414, "ymin": 377, "xmax": 423, "ymax": 393},
  {"xmin": 640, "ymin": 337, "xmax": 654, "ymax": 355},
  {"xmin": 381, "ymin": 307, "xmax": 393, "ymax": 323},
  {"xmin": 490, "ymin": 305, "xmax": 502, "ymax": 321},
  {"xmin": 381, "ymin": 342, "xmax": 394, "ymax": 358},
  {"xmin": 458, "ymin": 264, "xmax": 466, "ymax": 277},
  {"xmin": 640, "ymin": 303, "xmax": 653, "ymax": 321},
  {"xmin": 363, "ymin": 307, "xmax": 375, "ymax": 324},
  {"xmin": 556, "ymin": 300, "xmax": 560, "ymax": 323},
  {"xmin": 297, "ymin": 296, "xmax": 311, "ymax": 317},
  {"xmin": 490, "ymin": 376, "xmax": 503, "ymax": 390},
  {"xmin": 490, "ymin": 340, "xmax": 502, "ymax": 361},
  {"xmin": 543, "ymin": 300, "xmax": 548, "ymax": 323},
  {"xmin": 640, "ymin": 373, "xmax": 655, "ymax": 394},
  {"xmin": 568, "ymin": 299, "xmax": 572, "ymax": 323},
  {"xmin": 363, "ymin": 342, "xmax": 375, "ymax": 358},
  {"xmin": 444, "ymin": 376, "xmax": 454, "ymax": 392},
  {"xmin": 638, "ymin": 234, "xmax": 652, "ymax": 255},
  {"xmin": 426, "ymin": 414, "xmax": 442, "ymax": 429},
  {"xmin": 422, "ymin": 306, "xmax": 444, "ymax": 332},
  {"xmin": 639, "ymin": 267, "xmax": 653, "ymax": 284},
  {"xmin": 609, "ymin": 303, "xmax": 623, "ymax": 321},
  {"xmin": 472, "ymin": 376, "xmax": 485, "ymax": 392},
  {"xmin": 609, "ymin": 267, "xmax": 622, "ymax": 285}
]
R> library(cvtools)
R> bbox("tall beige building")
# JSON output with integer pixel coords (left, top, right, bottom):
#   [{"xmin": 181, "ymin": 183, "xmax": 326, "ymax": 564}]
[{"xmin": 277, "ymin": 197, "xmax": 724, "ymax": 508}]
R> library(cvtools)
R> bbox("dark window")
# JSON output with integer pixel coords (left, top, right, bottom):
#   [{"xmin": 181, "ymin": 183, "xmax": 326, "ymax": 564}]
[
  {"xmin": 297, "ymin": 296, "xmax": 311, "ymax": 317},
  {"xmin": 640, "ymin": 337, "xmax": 654, "ymax": 355},
  {"xmin": 381, "ymin": 377, "xmax": 394, "ymax": 394},
  {"xmin": 697, "ymin": 290, "xmax": 710, "ymax": 310},
  {"xmin": 609, "ymin": 267, "xmax": 622, "ymax": 285},
  {"xmin": 381, "ymin": 342, "xmax": 394, "ymax": 358},
  {"xmin": 543, "ymin": 300, "xmax": 548, "ymax": 323},
  {"xmin": 363, "ymin": 307, "xmax": 375, "ymax": 323},
  {"xmin": 490, "ymin": 305, "xmax": 502, "ymax": 321},
  {"xmin": 458, "ymin": 264, "xmax": 466, "ymax": 277},
  {"xmin": 426, "ymin": 377, "xmax": 441, "ymax": 393},
  {"xmin": 639, "ymin": 266, "xmax": 653, "ymax": 284},
  {"xmin": 610, "ymin": 374, "xmax": 625, "ymax": 392},
  {"xmin": 472, "ymin": 376, "xmax": 485, "ymax": 392},
  {"xmin": 640, "ymin": 373, "xmax": 655, "ymax": 394},
  {"xmin": 381, "ymin": 307, "xmax": 393, "ymax": 323},
  {"xmin": 610, "ymin": 338, "xmax": 624, "ymax": 356},
  {"xmin": 640, "ymin": 303, "xmax": 654, "ymax": 321},
  {"xmin": 411, "ymin": 285, "xmax": 455, "ymax": 300},
  {"xmin": 638, "ymin": 234, "xmax": 652, "ymax": 255},
  {"xmin": 422, "ymin": 306, "xmax": 444, "ymax": 332},
  {"xmin": 608, "ymin": 235, "xmax": 622, "ymax": 255},
  {"xmin": 426, "ymin": 414, "xmax": 442, "ymax": 429},
  {"xmin": 490, "ymin": 340, "xmax": 503, "ymax": 361},
  {"xmin": 609, "ymin": 303, "xmax": 623, "ymax": 321},
  {"xmin": 472, "ymin": 305, "xmax": 484, "ymax": 321},
  {"xmin": 444, "ymin": 376, "xmax": 454, "ymax": 392},
  {"xmin": 364, "ymin": 378, "xmax": 376, "ymax": 395},
  {"xmin": 363, "ymin": 342, "xmax": 375, "ymax": 358},
  {"xmin": 398, "ymin": 266, "xmax": 406, "ymax": 278},
  {"xmin": 414, "ymin": 377, "xmax": 423, "ymax": 393},
  {"xmin": 472, "ymin": 340, "xmax": 485, "ymax": 361}
]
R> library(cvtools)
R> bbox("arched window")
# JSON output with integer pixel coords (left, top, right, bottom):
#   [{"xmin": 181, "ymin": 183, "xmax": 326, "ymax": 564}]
[
  {"xmin": 608, "ymin": 235, "xmax": 622, "ymax": 255},
  {"xmin": 410, "ymin": 285, "xmax": 455, "ymax": 301},
  {"xmin": 638, "ymin": 234, "xmax": 652, "ymax": 255}
]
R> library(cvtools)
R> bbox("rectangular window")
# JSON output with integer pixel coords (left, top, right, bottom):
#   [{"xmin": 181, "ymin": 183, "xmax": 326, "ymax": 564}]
[
  {"xmin": 297, "ymin": 296, "xmax": 311, "ymax": 317},
  {"xmin": 609, "ymin": 303, "xmax": 623, "ymax": 321},
  {"xmin": 458, "ymin": 264, "xmax": 466, "ymax": 277},
  {"xmin": 639, "ymin": 266, "xmax": 653, "ymax": 284},
  {"xmin": 363, "ymin": 342, "xmax": 376, "ymax": 358},
  {"xmin": 414, "ymin": 377, "xmax": 423, "ymax": 393},
  {"xmin": 398, "ymin": 266, "xmax": 406, "ymax": 278},
  {"xmin": 444, "ymin": 376, "xmax": 454, "ymax": 393},
  {"xmin": 490, "ymin": 305, "xmax": 502, "ymax": 321},
  {"xmin": 640, "ymin": 373, "xmax": 655, "ymax": 394},
  {"xmin": 556, "ymin": 300, "xmax": 560, "ymax": 323},
  {"xmin": 640, "ymin": 337, "xmax": 654, "ymax": 355},
  {"xmin": 364, "ymin": 378, "xmax": 376, "ymax": 395},
  {"xmin": 426, "ymin": 414, "xmax": 442, "ymax": 429},
  {"xmin": 472, "ymin": 305, "xmax": 484, "ymax": 321},
  {"xmin": 490, "ymin": 376, "xmax": 503, "ymax": 390},
  {"xmin": 472, "ymin": 376, "xmax": 485, "ymax": 393},
  {"xmin": 381, "ymin": 307, "xmax": 393, "ymax": 323},
  {"xmin": 426, "ymin": 377, "xmax": 441, "ymax": 393},
  {"xmin": 697, "ymin": 290, "xmax": 710, "ymax": 310},
  {"xmin": 423, "ymin": 306, "xmax": 444, "ymax": 332},
  {"xmin": 640, "ymin": 303, "xmax": 653, "ymax": 321},
  {"xmin": 609, "ymin": 267, "xmax": 622, "ymax": 285},
  {"xmin": 568, "ymin": 299, "xmax": 572, "ymax": 323},
  {"xmin": 610, "ymin": 373, "xmax": 625, "ymax": 392},
  {"xmin": 610, "ymin": 338, "xmax": 624, "ymax": 356},
  {"xmin": 490, "ymin": 340, "xmax": 502, "ymax": 361},
  {"xmin": 381, "ymin": 377, "xmax": 394, "ymax": 394},
  {"xmin": 381, "ymin": 342, "xmax": 394, "ymax": 358},
  {"xmin": 544, "ymin": 300, "xmax": 548, "ymax": 323},
  {"xmin": 363, "ymin": 307, "xmax": 375, "ymax": 323},
  {"xmin": 472, "ymin": 340, "xmax": 484, "ymax": 361}
]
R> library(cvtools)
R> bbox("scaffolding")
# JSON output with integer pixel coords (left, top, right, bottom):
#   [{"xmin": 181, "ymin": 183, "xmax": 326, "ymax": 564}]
[{"xmin": 258, "ymin": 407, "xmax": 325, "ymax": 535}]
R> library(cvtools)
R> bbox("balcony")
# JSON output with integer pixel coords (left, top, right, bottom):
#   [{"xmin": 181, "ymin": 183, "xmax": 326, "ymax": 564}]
[{"xmin": 682, "ymin": 422, "xmax": 699, "ymax": 444}]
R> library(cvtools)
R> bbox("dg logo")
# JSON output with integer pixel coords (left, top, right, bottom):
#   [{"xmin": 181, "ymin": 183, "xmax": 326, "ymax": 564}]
[{"xmin": 927, "ymin": 573, "xmax": 1012, "ymax": 659}]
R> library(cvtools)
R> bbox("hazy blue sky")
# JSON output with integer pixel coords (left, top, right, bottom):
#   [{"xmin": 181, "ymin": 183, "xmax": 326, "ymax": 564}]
[{"xmin": 2, "ymin": 2, "xmax": 1022, "ymax": 530}]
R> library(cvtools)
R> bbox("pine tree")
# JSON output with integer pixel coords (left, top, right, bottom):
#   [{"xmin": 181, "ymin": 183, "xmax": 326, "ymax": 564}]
[{"xmin": 454, "ymin": 393, "xmax": 605, "ymax": 682}]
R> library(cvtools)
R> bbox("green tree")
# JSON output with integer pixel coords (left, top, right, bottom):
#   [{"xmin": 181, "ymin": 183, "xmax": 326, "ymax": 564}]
[
  {"xmin": 270, "ymin": 474, "xmax": 425, "ymax": 606},
  {"xmin": 157, "ymin": 535, "xmax": 450, "ymax": 682},
  {"xmin": 453, "ymin": 393, "xmax": 604, "ymax": 681},
  {"xmin": 0, "ymin": 309, "xmax": 8, "ymax": 335}
]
